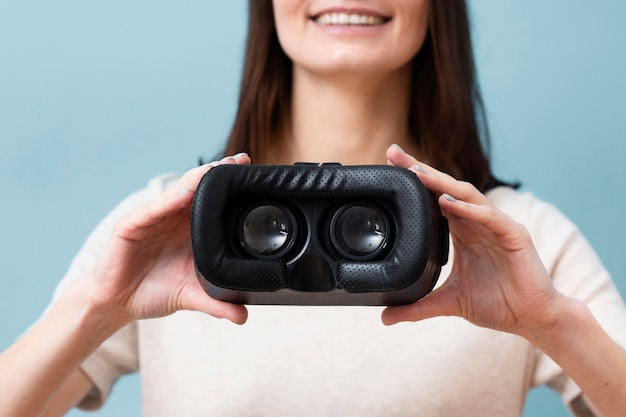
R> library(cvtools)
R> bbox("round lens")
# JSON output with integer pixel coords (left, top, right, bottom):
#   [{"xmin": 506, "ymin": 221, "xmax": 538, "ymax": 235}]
[
  {"xmin": 332, "ymin": 204, "xmax": 389, "ymax": 259},
  {"xmin": 241, "ymin": 204, "xmax": 294, "ymax": 257}
]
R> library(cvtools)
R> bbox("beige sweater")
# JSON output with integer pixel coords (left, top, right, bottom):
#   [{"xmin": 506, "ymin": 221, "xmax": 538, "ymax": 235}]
[{"xmin": 49, "ymin": 174, "xmax": 626, "ymax": 417}]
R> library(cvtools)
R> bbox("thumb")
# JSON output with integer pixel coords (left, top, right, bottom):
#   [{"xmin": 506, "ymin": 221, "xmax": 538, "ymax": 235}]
[
  {"xmin": 181, "ymin": 285, "xmax": 249, "ymax": 325},
  {"xmin": 381, "ymin": 286, "xmax": 460, "ymax": 325}
]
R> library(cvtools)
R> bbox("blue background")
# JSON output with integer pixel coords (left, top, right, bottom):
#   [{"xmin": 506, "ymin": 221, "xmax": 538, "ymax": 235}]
[{"xmin": 1, "ymin": 1, "xmax": 624, "ymax": 416}]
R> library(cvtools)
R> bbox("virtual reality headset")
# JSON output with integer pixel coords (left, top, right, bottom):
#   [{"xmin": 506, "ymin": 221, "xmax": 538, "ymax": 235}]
[{"xmin": 191, "ymin": 163, "xmax": 448, "ymax": 306}]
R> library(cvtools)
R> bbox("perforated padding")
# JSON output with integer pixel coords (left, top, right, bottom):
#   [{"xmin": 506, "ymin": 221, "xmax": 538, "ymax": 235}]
[{"xmin": 191, "ymin": 164, "xmax": 434, "ymax": 294}]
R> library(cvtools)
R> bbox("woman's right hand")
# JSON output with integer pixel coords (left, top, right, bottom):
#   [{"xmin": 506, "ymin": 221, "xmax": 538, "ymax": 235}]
[
  {"xmin": 86, "ymin": 153, "xmax": 250, "ymax": 326},
  {"xmin": 0, "ymin": 153, "xmax": 251, "ymax": 417}
]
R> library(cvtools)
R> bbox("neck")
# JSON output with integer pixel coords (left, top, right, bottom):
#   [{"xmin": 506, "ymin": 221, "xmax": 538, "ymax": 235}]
[{"xmin": 267, "ymin": 65, "xmax": 419, "ymax": 165}]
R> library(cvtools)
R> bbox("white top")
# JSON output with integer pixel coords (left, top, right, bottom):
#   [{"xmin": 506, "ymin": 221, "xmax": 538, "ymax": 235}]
[{"xmin": 49, "ymin": 173, "xmax": 626, "ymax": 417}]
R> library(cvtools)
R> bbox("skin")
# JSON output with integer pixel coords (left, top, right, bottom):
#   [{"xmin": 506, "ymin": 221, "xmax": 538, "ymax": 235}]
[
  {"xmin": 266, "ymin": 0, "xmax": 428, "ymax": 165},
  {"xmin": 272, "ymin": 0, "xmax": 429, "ymax": 77},
  {"xmin": 0, "ymin": 155, "xmax": 251, "ymax": 417},
  {"xmin": 1, "ymin": 1, "xmax": 625, "ymax": 416},
  {"xmin": 384, "ymin": 145, "xmax": 624, "ymax": 417}
]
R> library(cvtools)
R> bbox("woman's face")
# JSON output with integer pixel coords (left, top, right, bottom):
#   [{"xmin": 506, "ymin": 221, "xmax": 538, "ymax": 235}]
[{"xmin": 272, "ymin": 0, "xmax": 430, "ymax": 77}]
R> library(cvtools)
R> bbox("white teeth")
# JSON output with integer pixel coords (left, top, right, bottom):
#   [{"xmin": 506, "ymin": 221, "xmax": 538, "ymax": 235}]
[{"xmin": 315, "ymin": 12, "xmax": 385, "ymax": 26}]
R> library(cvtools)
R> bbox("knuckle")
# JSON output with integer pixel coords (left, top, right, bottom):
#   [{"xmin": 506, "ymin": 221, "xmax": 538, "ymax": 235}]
[
  {"xmin": 457, "ymin": 180, "xmax": 477, "ymax": 196},
  {"xmin": 483, "ymin": 205, "xmax": 498, "ymax": 219},
  {"xmin": 516, "ymin": 223, "xmax": 532, "ymax": 240}
]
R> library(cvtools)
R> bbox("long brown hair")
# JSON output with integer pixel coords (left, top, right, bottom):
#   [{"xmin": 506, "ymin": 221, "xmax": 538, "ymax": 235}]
[{"xmin": 225, "ymin": 0, "xmax": 496, "ymax": 191}]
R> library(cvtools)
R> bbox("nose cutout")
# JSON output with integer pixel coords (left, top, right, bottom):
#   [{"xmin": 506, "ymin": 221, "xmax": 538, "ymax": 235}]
[{"xmin": 288, "ymin": 253, "xmax": 335, "ymax": 292}]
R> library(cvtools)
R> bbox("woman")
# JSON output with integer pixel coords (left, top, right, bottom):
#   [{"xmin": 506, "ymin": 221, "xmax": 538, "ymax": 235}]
[{"xmin": 1, "ymin": 1, "xmax": 625, "ymax": 416}]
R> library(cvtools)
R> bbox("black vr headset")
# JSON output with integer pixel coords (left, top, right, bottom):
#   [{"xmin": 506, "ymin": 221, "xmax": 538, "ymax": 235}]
[{"xmin": 191, "ymin": 163, "xmax": 449, "ymax": 306}]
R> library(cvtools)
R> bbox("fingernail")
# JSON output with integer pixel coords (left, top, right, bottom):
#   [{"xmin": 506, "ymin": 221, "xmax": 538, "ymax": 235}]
[
  {"xmin": 233, "ymin": 152, "xmax": 247, "ymax": 160},
  {"xmin": 413, "ymin": 164, "xmax": 427, "ymax": 174},
  {"xmin": 392, "ymin": 144, "xmax": 405, "ymax": 152},
  {"xmin": 200, "ymin": 162, "xmax": 217, "ymax": 170},
  {"xmin": 443, "ymin": 194, "xmax": 457, "ymax": 202}
]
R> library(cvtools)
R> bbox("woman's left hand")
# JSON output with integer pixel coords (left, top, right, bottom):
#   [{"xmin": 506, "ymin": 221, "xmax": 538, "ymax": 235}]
[{"xmin": 383, "ymin": 145, "xmax": 561, "ymax": 340}]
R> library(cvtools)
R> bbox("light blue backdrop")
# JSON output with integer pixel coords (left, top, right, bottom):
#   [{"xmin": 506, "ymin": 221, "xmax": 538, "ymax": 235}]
[{"xmin": 1, "ymin": 1, "xmax": 624, "ymax": 416}]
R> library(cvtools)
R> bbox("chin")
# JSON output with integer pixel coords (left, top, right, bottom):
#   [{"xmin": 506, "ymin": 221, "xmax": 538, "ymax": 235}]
[{"xmin": 291, "ymin": 41, "xmax": 418, "ymax": 79}]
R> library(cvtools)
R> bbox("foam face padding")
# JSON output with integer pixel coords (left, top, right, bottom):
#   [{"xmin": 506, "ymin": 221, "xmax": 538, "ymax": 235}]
[{"xmin": 191, "ymin": 164, "xmax": 448, "ymax": 305}]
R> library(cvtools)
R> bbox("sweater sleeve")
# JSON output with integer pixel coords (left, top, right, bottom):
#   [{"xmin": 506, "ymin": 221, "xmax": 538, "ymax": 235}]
[
  {"xmin": 503, "ymin": 190, "xmax": 626, "ymax": 416},
  {"xmin": 44, "ymin": 173, "xmax": 180, "ymax": 410}
]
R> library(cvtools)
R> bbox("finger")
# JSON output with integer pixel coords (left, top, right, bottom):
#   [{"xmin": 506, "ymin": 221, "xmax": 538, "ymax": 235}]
[
  {"xmin": 187, "ymin": 299, "xmax": 248, "ymax": 325},
  {"xmin": 386, "ymin": 145, "xmax": 489, "ymax": 205},
  {"xmin": 174, "ymin": 152, "xmax": 251, "ymax": 195},
  {"xmin": 385, "ymin": 144, "xmax": 454, "ymax": 193},
  {"xmin": 386, "ymin": 144, "xmax": 448, "ymax": 179},
  {"xmin": 385, "ymin": 144, "xmax": 449, "ymax": 182},
  {"xmin": 120, "ymin": 152, "xmax": 252, "ymax": 240},
  {"xmin": 386, "ymin": 144, "xmax": 421, "ymax": 168},
  {"xmin": 438, "ymin": 194, "xmax": 523, "ymax": 239},
  {"xmin": 405, "ymin": 163, "xmax": 490, "ymax": 206},
  {"xmin": 115, "ymin": 189, "xmax": 195, "ymax": 240},
  {"xmin": 219, "ymin": 152, "xmax": 251, "ymax": 166}
]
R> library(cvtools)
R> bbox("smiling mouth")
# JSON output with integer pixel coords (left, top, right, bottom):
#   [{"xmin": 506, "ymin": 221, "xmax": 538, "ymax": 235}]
[{"xmin": 312, "ymin": 12, "xmax": 390, "ymax": 26}]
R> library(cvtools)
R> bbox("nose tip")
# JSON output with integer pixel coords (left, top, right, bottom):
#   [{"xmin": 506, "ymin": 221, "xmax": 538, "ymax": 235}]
[{"xmin": 288, "ymin": 253, "xmax": 335, "ymax": 292}]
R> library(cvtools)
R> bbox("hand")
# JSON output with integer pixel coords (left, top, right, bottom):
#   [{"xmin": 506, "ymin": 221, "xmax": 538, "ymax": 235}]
[
  {"xmin": 383, "ymin": 145, "xmax": 561, "ymax": 340},
  {"xmin": 87, "ymin": 153, "xmax": 251, "ymax": 325}
]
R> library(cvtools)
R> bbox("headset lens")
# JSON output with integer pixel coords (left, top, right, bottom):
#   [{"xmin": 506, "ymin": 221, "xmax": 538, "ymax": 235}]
[
  {"xmin": 241, "ymin": 204, "xmax": 294, "ymax": 257},
  {"xmin": 332, "ymin": 204, "xmax": 388, "ymax": 259}
]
